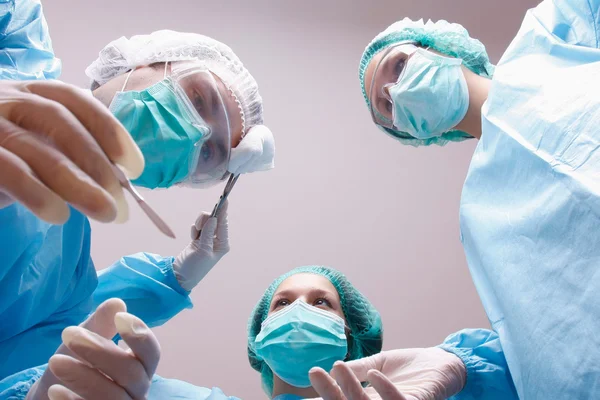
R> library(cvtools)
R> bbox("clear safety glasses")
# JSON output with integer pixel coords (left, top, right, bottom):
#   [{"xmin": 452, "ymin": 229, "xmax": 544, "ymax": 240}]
[
  {"xmin": 368, "ymin": 42, "xmax": 419, "ymax": 129},
  {"xmin": 168, "ymin": 61, "xmax": 235, "ymax": 188}
]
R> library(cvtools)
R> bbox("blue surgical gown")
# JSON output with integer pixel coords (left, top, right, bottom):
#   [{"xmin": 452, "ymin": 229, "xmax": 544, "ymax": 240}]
[
  {"xmin": 0, "ymin": 366, "xmax": 241, "ymax": 400},
  {"xmin": 0, "ymin": 1, "xmax": 223, "ymax": 398},
  {"xmin": 441, "ymin": 0, "xmax": 600, "ymax": 399},
  {"xmin": 0, "ymin": 204, "xmax": 192, "ymax": 378}
]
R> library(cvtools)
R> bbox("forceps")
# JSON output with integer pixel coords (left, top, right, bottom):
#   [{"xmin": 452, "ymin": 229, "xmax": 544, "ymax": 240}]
[
  {"xmin": 195, "ymin": 174, "xmax": 239, "ymax": 239},
  {"xmin": 112, "ymin": 164, "xmax": 176, "ymax": 239}
]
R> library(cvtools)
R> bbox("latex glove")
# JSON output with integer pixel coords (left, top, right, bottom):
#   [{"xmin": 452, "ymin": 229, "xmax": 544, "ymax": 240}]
[
  {"xmin": 173, "ymin": 200, "xmax": 230, "ymax": 291},
  {"xmin": 309, "ymin": 348, "xmax": 466, "ymax": 400},
  {"xmin": 228, "ymin": 124, "xmax": 275, "ymax": 175},
  {"xmin": 26, "ymin": 298, "xmax": 160, "ymax": 400},
  {"xmin": 0, "ymin": 80, "xmax": 144, "ymax": 224}
]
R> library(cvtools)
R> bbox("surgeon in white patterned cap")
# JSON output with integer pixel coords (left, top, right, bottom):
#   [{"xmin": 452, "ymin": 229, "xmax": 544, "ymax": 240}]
[
  {"xmin": 88, "ymin": 30, "xmax": 275, "ymax": 190},
  {"xmin": 0, "ymin": 24, "xmax": 273, "ymax": 400}
]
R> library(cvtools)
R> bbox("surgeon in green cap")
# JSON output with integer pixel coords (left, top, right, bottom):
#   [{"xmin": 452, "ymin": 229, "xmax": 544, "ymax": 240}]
[{"xmin": 248, "ymin": 266, "xmax": 383, "ymax": 399}]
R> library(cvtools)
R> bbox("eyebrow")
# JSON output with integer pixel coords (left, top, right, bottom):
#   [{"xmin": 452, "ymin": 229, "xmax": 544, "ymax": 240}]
[{"xmin": 273, "ymin": 288, "xmax": 338, "ymax": 300}]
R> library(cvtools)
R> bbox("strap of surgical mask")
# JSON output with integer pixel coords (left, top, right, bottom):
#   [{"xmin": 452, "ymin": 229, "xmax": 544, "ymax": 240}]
[
  {"xmin": 121, "ymin": 69, "xmax": 134, "ymax": 92},
  {"xmin": 120, "ymin": 62, "xmax": 169, "ymax": 92}
]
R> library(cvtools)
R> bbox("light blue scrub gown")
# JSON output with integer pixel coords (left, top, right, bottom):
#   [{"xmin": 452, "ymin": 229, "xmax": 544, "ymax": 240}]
[
  {"xmin": 440, "ymin": 0, "xmax": 600, "ymax": 399},
  {"xmin": 0, "ymin": 1, "xmax": 239, "ymax": 399}
]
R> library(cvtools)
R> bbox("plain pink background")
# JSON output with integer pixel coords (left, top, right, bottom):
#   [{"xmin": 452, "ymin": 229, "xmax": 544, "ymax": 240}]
[{"xmin": 44, "ymin": 0, "xmax": 539, "ymax": 397}]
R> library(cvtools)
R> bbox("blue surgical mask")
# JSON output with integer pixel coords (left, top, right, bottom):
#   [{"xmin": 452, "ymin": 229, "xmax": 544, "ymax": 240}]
[
  {"xmin": 254, "ymin": 299, "xmax": 348, "ymax": 388},
  {"xmin": 109, "ymin": 75, "xmax": 208, "ymax": 189},
  {"xmin": 388, "ymin": 49, "xmax": 469, "ymax": 139}
]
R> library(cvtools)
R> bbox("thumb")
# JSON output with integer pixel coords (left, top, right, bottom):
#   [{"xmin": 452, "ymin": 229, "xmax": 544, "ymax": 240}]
[
  {"xmin": 34, "ymin": 299, "xmax": 128, "ymax": 396},
  {"xmin": 78, "ymin": 298, "xmax": 127, "ymax": 339},
  {"xmin": 115, "ymin": 312, "xmax": 161, "ymax": 378}
]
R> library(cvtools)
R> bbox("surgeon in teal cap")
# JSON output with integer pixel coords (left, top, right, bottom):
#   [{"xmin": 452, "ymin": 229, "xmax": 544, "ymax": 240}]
[
  {"xmin": 248, "ymin": 266, "xmax": 383, "ymax": 399},
  {"xmin": 311, "ymin": 1, "xmax": 600, "ymax": 399},
  {"xmin": 359, "ymin": 18, "xmax": 494, "ymax": 147}
]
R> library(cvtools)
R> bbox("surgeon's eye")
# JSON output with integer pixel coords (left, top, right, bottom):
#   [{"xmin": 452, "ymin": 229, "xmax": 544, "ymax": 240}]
[
  {"xmin": 392, "ymin": 58, "xmax": 406, "ymax": 82},
  {"xmin": 314, "ymin": 298, "xmax": 332, "ymax": 308},
  {"xmin": 273, "ymin": 299, "xmax": 291, "ymax": 310}
]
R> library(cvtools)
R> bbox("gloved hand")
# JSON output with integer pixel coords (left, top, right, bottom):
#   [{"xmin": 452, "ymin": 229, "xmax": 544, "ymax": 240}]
[
  {"xmin": 309, "ymin": 348, "xmax": 466, "ymax": 400},
  {"xmin": 173, "ymin": 200, "xmax": 230, "ymax": 291},
  {"xmin": 228, "ymin": 125, "xmax": 275, "ymax": 175},
  {"xmin": 26, "ymin": 298, "xmax": 160, "ymax": 400},
  {"xmin": 0, "ymin": 80, "xmax": 144, "ymax": 224}
]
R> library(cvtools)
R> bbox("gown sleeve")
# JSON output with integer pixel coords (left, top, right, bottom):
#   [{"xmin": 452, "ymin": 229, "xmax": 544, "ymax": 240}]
[
  {"xmin": 0, "ymin": 0, "xmax": 61, "ymax": 80},
  {"xmin": 438, "ymin": 329, "xmax": 518, "ymax": 400},
  {"xmin": 94, "ymin": 253, "xmax": 193, "ymax": 328}
]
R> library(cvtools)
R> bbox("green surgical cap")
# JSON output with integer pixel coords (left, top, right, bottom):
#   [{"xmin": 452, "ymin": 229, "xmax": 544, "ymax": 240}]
[
  {"xmin": 247, "ymin": 266, "xmax": 383, "ymax": 396},
  {"xmin": 359, "ymin": 18, "xmax": 495, "ymax": 147}
]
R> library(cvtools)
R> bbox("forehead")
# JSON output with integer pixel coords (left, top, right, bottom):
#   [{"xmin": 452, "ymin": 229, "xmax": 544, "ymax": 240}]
[{"xmin": 274, "ymin": 273, "xmax": 339, "ymax": 299}]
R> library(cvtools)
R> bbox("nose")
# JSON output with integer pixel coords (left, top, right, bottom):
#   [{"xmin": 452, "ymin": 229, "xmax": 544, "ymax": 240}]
[{"xmin": 296, "ymin": 296, "xmax": 310, "ymax": 304}]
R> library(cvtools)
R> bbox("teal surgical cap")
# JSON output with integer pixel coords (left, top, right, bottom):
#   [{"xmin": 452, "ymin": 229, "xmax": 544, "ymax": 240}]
[
  {"xmin": 247, "ymin": 266, "xmax": 383, "ymax": 396},
  {"xmin": 359, "ymin": 18, "xmax": 495, "ymax": 147}
]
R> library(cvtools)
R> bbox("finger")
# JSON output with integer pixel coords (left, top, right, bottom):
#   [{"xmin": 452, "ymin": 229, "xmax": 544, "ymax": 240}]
[
  {"xmin": 190, "ymin": 211, "xmax": 211, "ymax": 239},
  {"xmin": 367, "ymin": 370, "xmax": 408, "ymax": 400},
  {"xmin": 115, "ymin": 312, "xmax": 161, "ymax": 378},
  {"xmin": 48, "ymin": 384, "xmax": 84, "ymax": 400},
  {"xmin": 0, "ymin": 191, "xmax": 14, "ymax": 209},
  {"xmin": 79, "ymin": 298, "xmax": 127, "ymax": 338},
  {"xmin": 0, "ymin": 122, "xmax": 120, "ymax": 222},
  {"xmin": 48, "ymin": 355, "xmax": 132, "ymax": 400},
  {"xmin": 57, "ymin": 298, "xmax": 126, "ymax": 356},
  {"xmin": 214, "ymin": 199, "xmax": 229, "ymax": 254},
  {"xmin": 0, "ymin": 145, "xmax": 69, "ymax": 224},
  {"xmin": 23, "ymin": 81, "xmax": 144, "ymax": 179},
  {"xmin": 36, "ymin": 299, "xmax": 128, "ymax": 396},
  {"xmin": 197, "ymin": 217, "xmax": 217, "ymax": 252},
  {"xmin": 6, "ymin": 89, "xmax": 128, "ymax": 222},
  {"xmin": 331, "ymin": 362, "xmax": 371, "ymax": 400},
  {"xmin": 61, "ymin": 325, "xmax": 150, "ymax": 399},
  {"xmin": 309, "ymin": 367, "xmax": 347, "ymax": 400},
  {"xmin": 345, "ymin": 352, "xmax": 385, "ymax": 382}
]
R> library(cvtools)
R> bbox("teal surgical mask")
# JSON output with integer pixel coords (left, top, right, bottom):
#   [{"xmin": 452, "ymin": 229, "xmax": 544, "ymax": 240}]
[
  {"xmin": 388, "ymin": 48, "xmax": 469, "ymax": 139},
  {"xmin": 254, "ymin": 299, "xmax": 348, "ymax": 388},
  {"xmin": 109, "ymin": 62, "xmax": 233, "ymax": 189}
]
